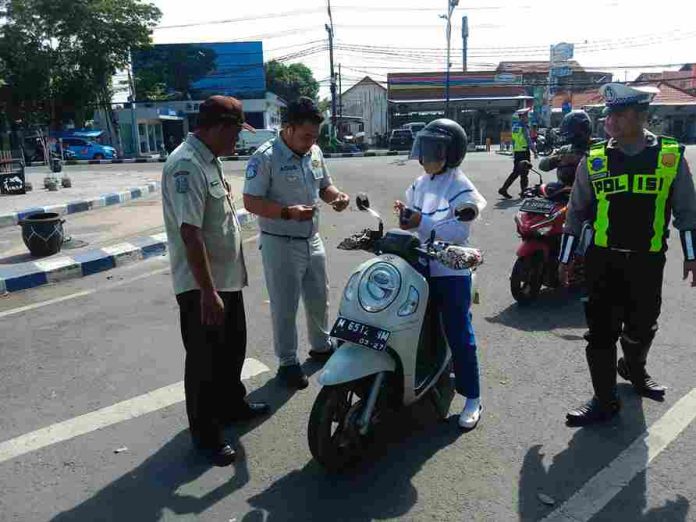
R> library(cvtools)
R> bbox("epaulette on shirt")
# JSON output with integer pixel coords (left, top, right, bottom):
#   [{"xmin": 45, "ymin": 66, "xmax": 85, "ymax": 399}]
[{"xmin": 257, "ymin": 141, "xmax": 274, "ymax": 155}]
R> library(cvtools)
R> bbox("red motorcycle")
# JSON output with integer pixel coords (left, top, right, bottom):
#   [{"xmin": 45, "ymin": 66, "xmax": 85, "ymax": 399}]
[{"xmin": 510, "ymin": 166, "xmax": 571, "ymax": 304}]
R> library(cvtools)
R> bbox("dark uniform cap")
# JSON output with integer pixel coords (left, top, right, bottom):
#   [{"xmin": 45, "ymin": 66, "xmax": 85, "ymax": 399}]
[{"xmin": 199, "ymin": 95, "xmax": 255, "ymax": 131}]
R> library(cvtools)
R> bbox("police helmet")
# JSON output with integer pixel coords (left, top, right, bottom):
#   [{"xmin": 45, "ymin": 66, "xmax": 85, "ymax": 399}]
[
  {"xmin": 409, "ymin": 118, "xmax": 468, "ymax": 170},
  {"xmin": 559, "ymin": 110, "xmax": 592, "ymax": 151}
]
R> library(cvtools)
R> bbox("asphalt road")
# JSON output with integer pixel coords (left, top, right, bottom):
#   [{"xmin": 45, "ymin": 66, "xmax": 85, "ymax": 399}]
[{"xmin": 2, "ymin": 152, "xmax": 696, "ymax": 521}]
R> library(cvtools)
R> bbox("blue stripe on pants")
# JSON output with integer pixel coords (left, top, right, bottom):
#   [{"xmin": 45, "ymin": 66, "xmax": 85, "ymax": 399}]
[{"xmin": 429, "ymin": 275, "xmax": 480, "ymax": 399}]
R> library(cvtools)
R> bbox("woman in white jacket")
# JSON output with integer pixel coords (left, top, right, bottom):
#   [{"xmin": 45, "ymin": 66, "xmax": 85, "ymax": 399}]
[{"xmin": 395, "ymin": 119, "xmax": 487, "ymax": 430}]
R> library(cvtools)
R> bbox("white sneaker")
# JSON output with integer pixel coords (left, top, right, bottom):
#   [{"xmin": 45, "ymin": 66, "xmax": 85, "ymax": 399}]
[{"xmin": 458, "ymin": 399, "xmax": 482, "ymax": 430}]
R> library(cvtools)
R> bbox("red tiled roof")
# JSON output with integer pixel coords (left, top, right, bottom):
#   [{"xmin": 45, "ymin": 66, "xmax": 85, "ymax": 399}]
[
  {"xmin": 552, "ymin": 81, "xmax": 696, "ymax": 108},
  {"xmin": 636, "ymin": 71, "xmax": 694, "ymax": 82}
]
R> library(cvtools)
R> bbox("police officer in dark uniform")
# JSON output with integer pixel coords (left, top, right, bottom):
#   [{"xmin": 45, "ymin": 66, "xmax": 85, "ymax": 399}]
[{"xmin": 559, "ymin": 83, "xmax": 696, "ymax": 427}]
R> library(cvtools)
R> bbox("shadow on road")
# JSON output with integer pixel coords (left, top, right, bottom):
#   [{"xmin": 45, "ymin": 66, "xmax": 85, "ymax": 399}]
[
  {"xmin": 486, "ymin": 289, "xmax": 587, "ymax": 332},
  {"xmin": 518, "ymin": 385, "xmax": 690, "ymax": 521},
  {"xmin": 50, "ymin": 430, "xmax": 250, "ymax": 521},
  {"xmin": 492, "ymin": 198, "xmax": 522, "ymax": 210},
  {"xmin": 242, "ymin": 402, "xmax": 464, "ymax": 522},
  {"xmin": 49, "ymin": 361, "xmax": 323, "ymax": 522}
]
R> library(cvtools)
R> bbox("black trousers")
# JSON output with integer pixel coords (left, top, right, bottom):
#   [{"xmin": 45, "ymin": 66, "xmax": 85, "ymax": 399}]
[
  {"xmin": 176, "ymin": 290, "xmax": 247, "ymax": 446},
  {"xmin": 500, "ymin": 150, "xmax": 531, "ymax": 193},
  {"xmin": 584, "ymin": 247, "xmax": 665, "ymax": 400}
]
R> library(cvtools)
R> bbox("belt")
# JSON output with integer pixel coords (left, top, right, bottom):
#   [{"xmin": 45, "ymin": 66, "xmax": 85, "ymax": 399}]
[{"xmin": 261, "ymin": 231, "xmax": 311, "ymax": 241}]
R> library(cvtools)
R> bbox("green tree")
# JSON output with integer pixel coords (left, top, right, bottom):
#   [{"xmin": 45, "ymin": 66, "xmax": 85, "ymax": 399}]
[
  {"xmin": 265, "ymin": 61, "xmax": 319, "ymax": 103},
  {"xmin": 0, "ymin": 0, "xmax": 161, "ymax": 128}
]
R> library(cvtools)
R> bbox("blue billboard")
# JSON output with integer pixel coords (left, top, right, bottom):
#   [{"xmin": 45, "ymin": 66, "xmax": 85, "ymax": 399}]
[{"xmin": 133, "ymin": 41, "xmax": 265, "ymax": 101}]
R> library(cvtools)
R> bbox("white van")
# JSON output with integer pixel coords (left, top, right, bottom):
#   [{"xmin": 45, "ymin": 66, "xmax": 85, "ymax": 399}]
[{"xmin": 236, "ymin": 129, "xmax": 279, "ymax": 155}]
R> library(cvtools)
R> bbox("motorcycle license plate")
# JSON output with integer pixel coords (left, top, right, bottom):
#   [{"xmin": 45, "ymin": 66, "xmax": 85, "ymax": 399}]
[
  {"xmin": 330, "ymin": 317, "xmax": 390, "ymax": 352},
  {"xmin": 520, "ymin": 198, "xmax": 556, "ymax": 214}
]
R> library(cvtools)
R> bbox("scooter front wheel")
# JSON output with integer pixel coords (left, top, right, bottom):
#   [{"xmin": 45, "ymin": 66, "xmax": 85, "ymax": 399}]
[
  {"xmin": 308, "ymin": 380, "xmax": 372, "ymax": 472},
  {"xmin": 510, "ymin": 255, "xmax": 543, "ymax": 305}
]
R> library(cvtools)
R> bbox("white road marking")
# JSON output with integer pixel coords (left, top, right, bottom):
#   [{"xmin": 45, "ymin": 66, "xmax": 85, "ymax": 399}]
[
  {"xmin": 0, "ymin": 357, "xmax": 271, "ymax": 465},
  {"xmin": 543, "ymin": 387, "xmax": 696, "ymax": 522},
  {"xmin": 0, "ymin": 234, "xmax": 259, "ymax": 320},
  {"xmin": 0, "ymin": 266, "xmax": 170, "ymax": 320}
]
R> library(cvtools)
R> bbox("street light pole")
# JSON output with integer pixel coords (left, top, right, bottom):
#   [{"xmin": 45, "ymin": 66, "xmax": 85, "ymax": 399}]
[{"xmin": 442, "ymin": 0, "xmax": 458, "ymax": 119}]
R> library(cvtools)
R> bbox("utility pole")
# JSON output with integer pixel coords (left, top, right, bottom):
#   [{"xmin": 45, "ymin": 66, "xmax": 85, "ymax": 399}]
[
  {"xmin": 462, "ymin": 15, "xmax": 468, "ymax": 72},
  {"xmin": 338, "ymin": 63, "xmax": 343, "ymax": 119},
  {"xmin": 326, "ymin": 0, "xmax": 337, "ymax": 140},
  {"xmin": 441, "ymin": 0, "xmax": 459, "ymax": 118},
  {"xmin": 127, "ymin": 50, "xmax": 139, "ymax": 157}
]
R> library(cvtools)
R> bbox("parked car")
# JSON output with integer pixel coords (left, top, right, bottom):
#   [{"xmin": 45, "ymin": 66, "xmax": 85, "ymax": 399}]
[
  {"xmin": 235, "ymin": 129, "xmax": 279, "ymax": 155},
  {"xmin": 402, "ymin": 122, "xmax": 427, "ymax": 135},
  {"xmin": 388, "ymin": 129, "xmax": 414, "ymax": 151},
  {"xmin": 60, "ymin": 137, "xmax": 117, "ymax": 160}
]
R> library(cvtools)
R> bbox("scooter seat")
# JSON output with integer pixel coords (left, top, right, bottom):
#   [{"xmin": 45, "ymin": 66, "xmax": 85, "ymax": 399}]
[{"xmin": 541, "ymin": 182, "xmax": 571, "ymax": 203}]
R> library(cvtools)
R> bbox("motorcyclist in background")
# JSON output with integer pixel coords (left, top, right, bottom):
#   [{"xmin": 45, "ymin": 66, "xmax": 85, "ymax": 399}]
[
  {"xmin": 539, "ymin": 110, "xmax": 593, "ymax": 187},
  {"xmin": 540, "ymin": 110, "xmax": 594, "ymax": 321},
  {"xmin": 394, "ymin": 119, "xmax": 487, "ymax": 430}
]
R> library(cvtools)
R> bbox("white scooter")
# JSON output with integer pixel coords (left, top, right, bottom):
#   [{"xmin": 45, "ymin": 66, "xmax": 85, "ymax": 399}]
[{"xmin": 308, "ymin": 194, "xmax": 483, "ymax": 472}]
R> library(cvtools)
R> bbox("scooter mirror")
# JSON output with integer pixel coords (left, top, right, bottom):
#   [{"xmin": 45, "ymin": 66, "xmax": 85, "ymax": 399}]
[{"xmin": 356, "ymin": 193, "xmax": 370, "ymax": 211}]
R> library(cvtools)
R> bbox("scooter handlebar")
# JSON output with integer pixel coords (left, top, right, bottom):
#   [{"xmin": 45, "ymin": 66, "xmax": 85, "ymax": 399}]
[{"xmin": 416, "ymin": 244, "xmax": 484, "ymax": 270}]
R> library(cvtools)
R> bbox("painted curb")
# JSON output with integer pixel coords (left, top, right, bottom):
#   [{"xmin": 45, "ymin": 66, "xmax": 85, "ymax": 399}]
[
  {"xmin": 0, "ymin": 210, "xmax": 257, "ymax": 294},
  {"xmin": 59, "ymin": 151, "xmax": 410, "ymax": 166},
  {"xmin": 0, "ymin": 182, "xmax": 160, "ymax": 230}
]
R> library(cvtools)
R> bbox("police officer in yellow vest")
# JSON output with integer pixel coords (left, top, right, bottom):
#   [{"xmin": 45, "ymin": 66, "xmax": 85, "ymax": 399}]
[
  {"xmin": 559, "ymin": 83, "xmax": 696, "ymax": 426},
  {"xmin": 498, "ymin": 107, "xmax": 537, "ymax": 199}
]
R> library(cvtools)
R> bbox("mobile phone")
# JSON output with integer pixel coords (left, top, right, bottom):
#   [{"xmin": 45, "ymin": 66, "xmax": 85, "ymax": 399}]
[{"xmin": 400, "ymin": 207, "xmax": 414, "ymax": 226}]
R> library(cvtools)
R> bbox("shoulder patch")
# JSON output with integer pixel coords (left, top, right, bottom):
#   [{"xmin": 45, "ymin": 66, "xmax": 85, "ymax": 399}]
[
  {"xmin": 591, "ymin": 157, "xmax": 606, "ymax": 172},
  {"xmin": 175, "ymin": 173, "xmax": 190, "ymax": 193},
  {"xmin": 246, "ymin": 156, "xmax": 260, "ymax": 180},
  {"xmin": 661, "ymin": 153, "xmax": 677, "ymax": 168}
]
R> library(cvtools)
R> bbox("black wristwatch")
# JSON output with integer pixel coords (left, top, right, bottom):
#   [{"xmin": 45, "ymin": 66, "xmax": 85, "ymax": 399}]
[{"xmin": 280, "ymin": 206, "xmax": 290, "ymax": 220}]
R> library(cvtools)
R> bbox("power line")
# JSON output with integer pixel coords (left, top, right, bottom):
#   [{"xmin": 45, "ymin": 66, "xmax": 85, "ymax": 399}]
[{"xmin": 153, "ymin": 3, "xmax": 538, "ymax": 30}]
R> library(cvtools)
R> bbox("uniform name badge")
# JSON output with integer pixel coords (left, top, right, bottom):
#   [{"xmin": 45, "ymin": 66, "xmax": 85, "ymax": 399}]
[{"xmin": 311, "ymin": 158, "xmax": 323, "ymax": 180}]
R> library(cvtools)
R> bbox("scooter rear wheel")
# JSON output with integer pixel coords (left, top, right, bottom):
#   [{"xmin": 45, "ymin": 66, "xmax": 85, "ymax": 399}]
[
  {"xmin": 308, "ymin": 380, "xmax": 372, "ymax": 472},
  {"xmin": 511, "ymin": 255, "xmax": 543, "ymax": 305}
]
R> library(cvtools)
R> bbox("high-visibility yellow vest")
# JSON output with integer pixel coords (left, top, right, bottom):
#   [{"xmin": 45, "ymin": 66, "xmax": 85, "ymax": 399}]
[{"xmin": 588, "ymin": 136, "xmax": 681, "ymax": 253}]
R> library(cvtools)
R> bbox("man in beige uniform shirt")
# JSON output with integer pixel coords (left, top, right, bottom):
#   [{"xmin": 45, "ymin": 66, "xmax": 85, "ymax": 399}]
[{"xmin": 162, "ymin": 96, "xmax": 269, "ymax": 467}]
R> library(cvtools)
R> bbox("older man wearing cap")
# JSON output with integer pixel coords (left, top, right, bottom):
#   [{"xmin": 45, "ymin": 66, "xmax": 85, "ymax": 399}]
[
  {"xmin": 558, "ymin": 83, "xmax": 696, "ymax": 427},
  {"xmin": 498, "ymin": 107, "xmax": 538, "ymax": 199},
  {"xmin": 244, "ymin": 97, "xmax": 350, "ymax": 390},
  {"xmin": 162, "ymin": 96, "xmax": 269, "ymax": 466}
]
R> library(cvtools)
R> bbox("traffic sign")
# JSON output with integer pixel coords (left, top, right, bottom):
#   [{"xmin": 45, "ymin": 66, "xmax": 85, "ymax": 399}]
[
  {"xmin": 551, "ymin": 66, "xmax": 572, "ymax": 78},
  {"xmin": 551, "ymin": 42, "xmax": 574, "ymax": 63}
]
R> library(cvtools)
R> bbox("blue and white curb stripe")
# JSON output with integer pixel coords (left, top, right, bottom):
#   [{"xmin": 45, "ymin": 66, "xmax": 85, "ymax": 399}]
[
  {"xmin": 0, "ymin": 182, "xmax": 159, "ymax": 229},
  {"xmin": 58, "ymin": 150, "xmax": 410, "ymax": 166},
  {"xmin": 0, "ymin": 210, "xmax": 257, "ymax": 294}
]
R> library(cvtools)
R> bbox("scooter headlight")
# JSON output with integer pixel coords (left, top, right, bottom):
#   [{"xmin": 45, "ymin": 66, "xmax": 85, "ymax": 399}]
[
  {"xmin": 343, "ymin": 272, "xmax": 360, "ymax": 301},
  {"xmin": 358, "ymin": 262, "xmax": 402, "ymax": 313},
  {"xmin": 536, "ymin": 224, "xmax": 554, "ymax": 236},
  {"xmin": 398, "ymin": 285, "xmax": 420, "ymax": 317}
]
